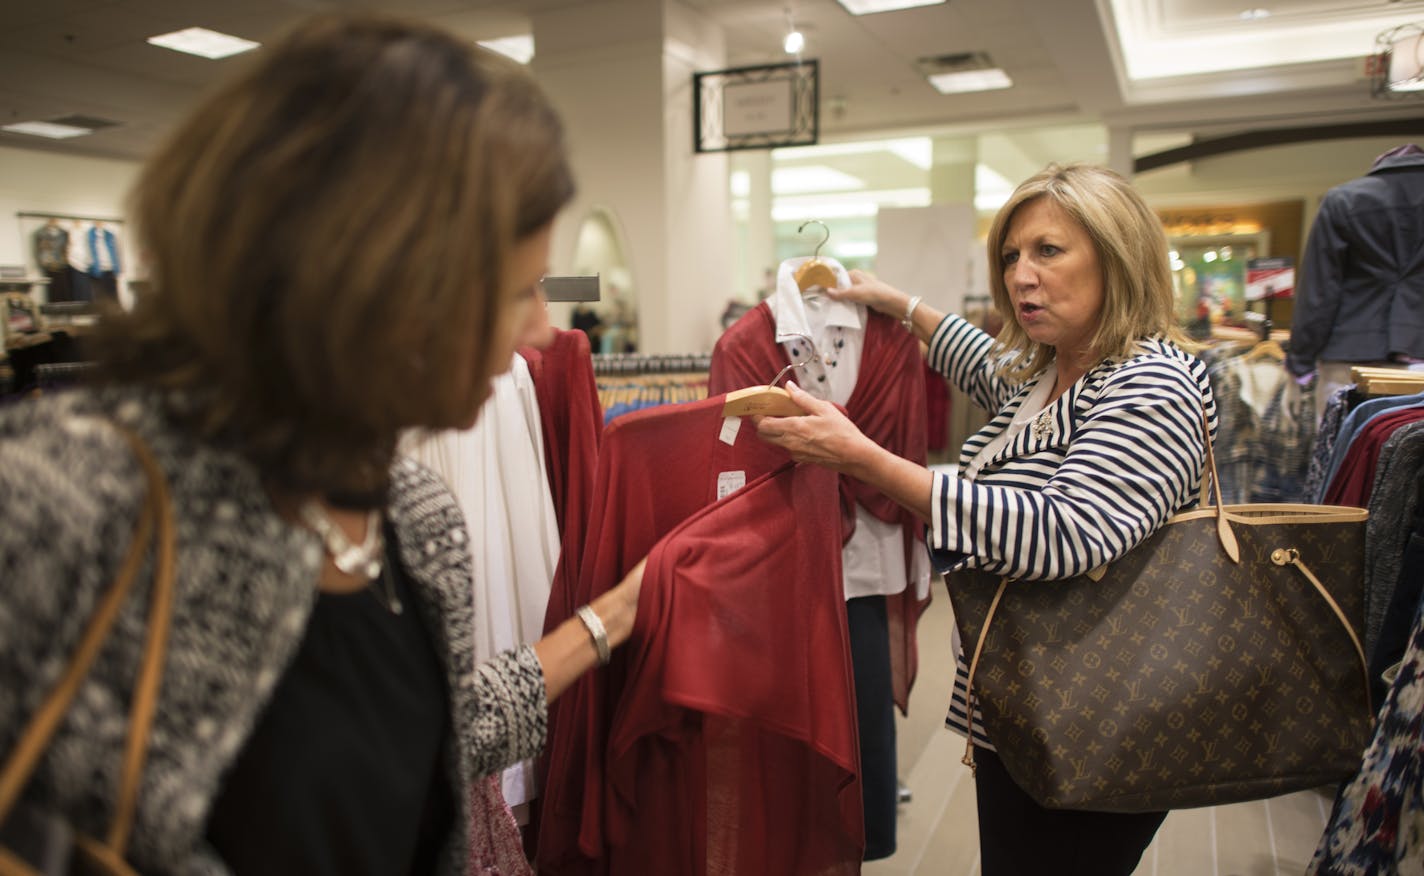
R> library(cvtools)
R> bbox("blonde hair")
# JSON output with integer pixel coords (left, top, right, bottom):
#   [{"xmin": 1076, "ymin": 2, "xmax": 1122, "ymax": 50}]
[
  {"xmin": 986, "ymin": 163, "xmax": 1190, "ymax": 383},
  {"xmin": 99, "ymin": 14, "xmax": 574, "ymax": 503}
]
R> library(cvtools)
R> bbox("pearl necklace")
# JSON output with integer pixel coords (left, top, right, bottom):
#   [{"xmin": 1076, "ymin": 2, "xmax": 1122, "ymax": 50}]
[{"xmin": 298, "ymin": 500, "xmax": 403, "ymax": 614}]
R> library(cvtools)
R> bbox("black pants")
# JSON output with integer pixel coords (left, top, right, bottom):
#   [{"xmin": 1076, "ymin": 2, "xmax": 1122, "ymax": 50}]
[
  {"xmin": 41, "ymin": 268, "xmax": 70, "ymax": 302},
  {"xmin": 846, "ymin": 595, "xmax": 896, "ymax": 861},
  {"xmin": 974, "ymin": 748, "xmax": 1166, "ymax": 876},
  {"xmin": 91, "ymin": 271, "xmax": 118, "ymax": 302}
]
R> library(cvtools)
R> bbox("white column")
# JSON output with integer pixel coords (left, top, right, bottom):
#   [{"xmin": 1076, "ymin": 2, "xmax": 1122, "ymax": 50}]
[
  {"xmin": 743, "ymin": 149, "xmax": 774, "ymax": 301},
  {"xmin": 532, "ymin": 0, "xmax": 730, "ymax": 354},
  {"xmin": 1107, "ymin": 125, "xmax": 1134, "ymax": 178},
  {"xmin": 930, "ymin": 136, "xmax": 977, "ymax": 205}
]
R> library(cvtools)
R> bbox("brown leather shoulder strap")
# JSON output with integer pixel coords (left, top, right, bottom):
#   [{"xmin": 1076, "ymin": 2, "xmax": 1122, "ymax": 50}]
[
  {"xmin": 105, "ymin": 428, "xmax": 175, "ymax": 854},
  {"xmin": 0, "ymin": 424, "xmax": 174, "ymax": 864}
]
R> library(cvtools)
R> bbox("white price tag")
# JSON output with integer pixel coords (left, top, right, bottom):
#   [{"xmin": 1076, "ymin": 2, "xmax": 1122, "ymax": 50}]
[
  {"xmin": 717, "ymin": 470, "xmax": 747, "ymax": 501},
  {"xmin": 718, "ymin": 415, "xmax": 742, "ymax": 446}
]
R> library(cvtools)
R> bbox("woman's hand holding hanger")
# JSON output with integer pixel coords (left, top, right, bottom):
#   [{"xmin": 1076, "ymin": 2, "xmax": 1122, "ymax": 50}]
[
  {"xmin": 827, "ymin": 270, "xmax": 947, "ymax": 343},
  {"xmin": 753, "ymin": 381, "xmax": 935, "ymax": 522}
]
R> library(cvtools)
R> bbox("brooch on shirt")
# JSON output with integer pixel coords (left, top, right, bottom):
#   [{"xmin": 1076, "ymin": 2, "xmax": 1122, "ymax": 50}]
[{"xmin": 1032, "ymin": 410, "xmax": 1054, "ymax": 440}]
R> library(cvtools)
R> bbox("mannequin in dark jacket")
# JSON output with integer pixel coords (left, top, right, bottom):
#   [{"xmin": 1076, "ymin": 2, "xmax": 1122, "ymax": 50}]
[{"xmin": 1287, "ymin": 145, "xmax": 1424, "ymax": 403}]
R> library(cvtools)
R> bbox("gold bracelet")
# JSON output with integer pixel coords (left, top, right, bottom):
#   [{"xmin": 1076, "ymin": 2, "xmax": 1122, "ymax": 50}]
[{"xmin": 575, "ymin": 604, "xmax": 611, "ymax": 665}]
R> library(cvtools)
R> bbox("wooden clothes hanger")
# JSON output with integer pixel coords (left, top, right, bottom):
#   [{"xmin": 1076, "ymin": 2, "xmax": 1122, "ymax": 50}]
[
  {"xmin": 1351, "ymin": 365, "xmax": 1424, "ymax": 396},
  {"xmin": 723, "ymin": 221, "xmax": 839, "ymax": 418},
  {"xmin": 1242, "ymin": 338, "xmax": 1286, "ymax": 362},
  {"xmin": 721, "ymin": 332, "xmax": 816, "ymax": 417},
  {"xmin": 792, "ymin": 219, "xmax": 838, "ymax": 293}
]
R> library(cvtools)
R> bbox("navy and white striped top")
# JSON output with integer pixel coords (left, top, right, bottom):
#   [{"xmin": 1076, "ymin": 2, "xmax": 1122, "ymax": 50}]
[{"xmin": 927, "ymin": 314, "xmax": 1218, "ymax": 748}]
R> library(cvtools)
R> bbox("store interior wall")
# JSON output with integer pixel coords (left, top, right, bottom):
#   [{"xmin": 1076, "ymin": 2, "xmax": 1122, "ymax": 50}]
[
  {"xmin": 533, "ymin": 0, "xmax": 732, "ymax": 356},
  {"xmin": 0, "ymin": 144, "xmax": 140, "ymax": 272}
]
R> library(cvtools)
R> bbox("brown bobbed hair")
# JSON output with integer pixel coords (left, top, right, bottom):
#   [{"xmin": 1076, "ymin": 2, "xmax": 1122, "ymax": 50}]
[
  {"xmin": 100, "ymin": 13, "xmax": 574, "ymax": 504},
  {"xmin": 986, "ymin": 163, "xmax": 1191, "ymax": 383}
]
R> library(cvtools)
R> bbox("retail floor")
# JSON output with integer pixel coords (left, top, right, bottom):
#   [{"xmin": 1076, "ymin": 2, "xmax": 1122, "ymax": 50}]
[{"xmin": 865, "ymin": 585, "xmax": 1336, "ymax": 876}]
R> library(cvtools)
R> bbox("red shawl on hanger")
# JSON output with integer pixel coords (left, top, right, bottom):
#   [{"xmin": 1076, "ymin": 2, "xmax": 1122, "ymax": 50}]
[
  {"xmin": 523, "ymin": 328, "xmax": 603, "ymax": 628},
  {"xmin": 536, "ymin": 396, "xmax": 796, "ymax": 874},
  {"xmin": 709, "ymin": 302, "xmax": 930, "ymax": 712},
  {"xmin": 605, "ymin": 460, "xmax": 861, "ymax": 875}
]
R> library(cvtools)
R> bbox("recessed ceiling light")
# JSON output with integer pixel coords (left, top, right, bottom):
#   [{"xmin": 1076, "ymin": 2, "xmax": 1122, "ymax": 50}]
[
  {"xmin": 928, "ymin": 68, "xmax": 1013, "ymax": 94},
  {"xmin": 1238, "ymin": 8, "xmax": 1271, "ymax": 20},
  {"xmin": 1, "ymin": 120, "xmax": 93, "ymax": 139},
  {"xmin": 836, "ymin": 0, "xmax": 945, "ymax": 14},
  {"xmin": 148, "ymin": 27, "xmax": 259, "ymax": 60},
  {"xmin": 478, "ymin": 35, "xmax": 534, "ymax": 64},
  {"xmin": 772, "ymin": 165, "xmax": 866, "ymax": 195}
]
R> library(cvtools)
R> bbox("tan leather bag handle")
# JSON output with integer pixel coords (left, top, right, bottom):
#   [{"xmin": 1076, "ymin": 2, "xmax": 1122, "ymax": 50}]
[{"xmin": 0, "ymin": 425, "xmax": 175, "ymax": 875}]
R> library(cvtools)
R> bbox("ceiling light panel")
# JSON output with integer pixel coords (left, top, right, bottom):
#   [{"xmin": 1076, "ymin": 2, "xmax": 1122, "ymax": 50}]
[
  {"xmin": 836, "ymin": 0, "xmax": 946, "ymax": 14},
  {"xmin": 929, "ymin": 69, "xmax": 1013, "ymax": 94},
  {"xmin": 147, "ymin": 27, "xmax": 259, "ymax": 60},
  {"xmin": 2, "ymin": 121, "xmax": 93, "ymax": 139},
  {"xmin": 772, "ymin": 165, "xmax": 867, "ymax": 195},
  {"xmin": 478, "ymin": 35, "xmax": 534, "ymax": 64}
]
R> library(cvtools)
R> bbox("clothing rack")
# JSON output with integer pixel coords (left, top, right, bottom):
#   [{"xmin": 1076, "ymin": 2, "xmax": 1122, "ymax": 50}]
[
  {"xmin": 592, "ymin": 352, "xmax": 711, "ymax": 377},
  {"xmin": 17, "ymin": 210, "xmax": 124, "ymax": 224},
  {"xmin": 34, "ymin": 361, "xmax": 95, "ymax": 385},
  {"xmin": 40, "ymin": 301, "xmax": 99, "ymax": 318}
]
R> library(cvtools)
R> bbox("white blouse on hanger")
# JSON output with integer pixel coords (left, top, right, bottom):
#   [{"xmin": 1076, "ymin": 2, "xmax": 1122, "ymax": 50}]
[
  {"xmin": 770, "ymin": 257, "xmax": 931, "ymax": 602},
  {"xmin": 403, "ymin": 352, "xmax": 560, "ymax": 811}
]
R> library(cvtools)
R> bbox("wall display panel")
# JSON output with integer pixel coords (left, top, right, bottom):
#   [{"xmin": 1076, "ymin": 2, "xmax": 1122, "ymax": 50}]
[{"xmin": 695, "ymin": 61, "xmax": 818, "ymax": 153}]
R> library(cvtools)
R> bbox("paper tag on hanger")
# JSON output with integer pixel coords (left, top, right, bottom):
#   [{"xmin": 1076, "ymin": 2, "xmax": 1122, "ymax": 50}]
[
  {"xmin": 718, "ymin": 415, "xmax": 742, "ymax": 446},
  {"xmin": 717, "ymin": 470, "xmax": 746, "ymax": 501}
]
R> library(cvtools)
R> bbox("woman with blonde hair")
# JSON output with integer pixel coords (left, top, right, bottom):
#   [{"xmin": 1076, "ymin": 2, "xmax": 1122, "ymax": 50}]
[{"xmin": 756, "ymin": 163, "xmax": 1217, "ymax": 875}]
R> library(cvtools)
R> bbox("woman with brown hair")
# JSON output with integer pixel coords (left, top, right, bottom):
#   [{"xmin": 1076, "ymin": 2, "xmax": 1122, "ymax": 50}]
[{"xmin": 0, "ymin": 13, "xmax": 642, "ymax": 874}]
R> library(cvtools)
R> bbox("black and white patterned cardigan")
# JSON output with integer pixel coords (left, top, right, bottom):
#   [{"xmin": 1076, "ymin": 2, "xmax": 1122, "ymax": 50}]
[{"xmin": 0, "ymin": 386, "xmax": 548, "ymax": 874}]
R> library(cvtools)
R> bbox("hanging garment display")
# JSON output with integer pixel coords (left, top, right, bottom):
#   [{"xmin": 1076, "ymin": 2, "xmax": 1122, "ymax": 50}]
[
  {"xmin": 1206, "ymin": 348, "xmax": 1314, "ymax": 504},
  {"xmin": 521, "ymin": 328, "xmax": 603, "ymax": 624},
  {"xmin": 604, "ymin": 461, "xmax": 861, "ymax": 876},
  {"xmin": 1304, "ymin": 386, "xmax": 1355, "ymax": 502},
  {"xmin": 710, "ymin": 297, "xmax": 930, "ymax": 710},
  {"xmin": 1311, "ymin": 476, "xmax": 1424, "ymax": 875},
  {"xmin": 537, "ymin": 395, "xmax": 855, "ymax": 875},
  {"xmin": 405, "ymin": 353, "xmax": 559, "ymax": 811},
  {"xmin": 1315, "ymin": 389, "xmax": 1424, "ymax": 502},
  {"xmin": 86, "ymin": 223, "xmax": 122, "ymax": 302},
  {"xmin": 31, "ymin": 220, "xmax": 72, "ymax": 303},
  {"xmin": 1367, "ymin": 450, "xmax": 1424, "ymax": 707},
  {"xmin": 1323, "ymin": 405, "xmax": 1424, "ymax": 507},
  {"xmin": 710, "ymin": 272, "xmax": 929, "ymax": 860}
]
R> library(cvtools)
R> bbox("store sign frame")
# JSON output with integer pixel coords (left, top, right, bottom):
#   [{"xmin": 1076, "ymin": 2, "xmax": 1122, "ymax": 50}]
[{"xmin": 694, "ymin": 61, "xmax": 818, "ymax": 153}]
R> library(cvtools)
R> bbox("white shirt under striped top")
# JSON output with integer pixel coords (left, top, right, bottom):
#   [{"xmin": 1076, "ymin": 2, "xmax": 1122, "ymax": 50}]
[{"xmin": 926, "ymin": 314, "xmax": 1217, "ymax": 749}]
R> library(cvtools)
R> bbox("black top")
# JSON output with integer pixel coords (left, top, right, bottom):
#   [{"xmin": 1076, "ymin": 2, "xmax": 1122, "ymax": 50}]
[{"xmin": 206, "ymin": 526, "xmax": 454, "ymax": 875}]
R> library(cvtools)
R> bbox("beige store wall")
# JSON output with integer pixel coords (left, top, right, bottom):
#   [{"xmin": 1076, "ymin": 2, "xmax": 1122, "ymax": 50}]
[
  {"xmin": 533, "ymin": 0, "xmax": 732, "ymax": 356},
  {"xmin": 0, "ymin": 144, "xmax": 140, "ymax": 274}
]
